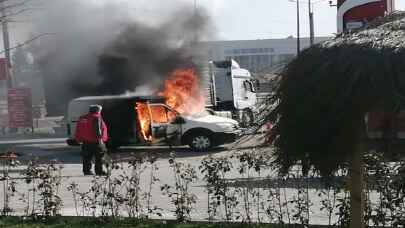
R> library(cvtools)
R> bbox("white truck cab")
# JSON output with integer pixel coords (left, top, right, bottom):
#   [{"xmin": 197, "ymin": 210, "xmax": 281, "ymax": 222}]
[
  {"xmin": 206, "ymin": 59, "xmax": 257, "ymax": 127},
  {"xmin": 66, "ymin": 95, "xmax": 240, "ymax": 151}
]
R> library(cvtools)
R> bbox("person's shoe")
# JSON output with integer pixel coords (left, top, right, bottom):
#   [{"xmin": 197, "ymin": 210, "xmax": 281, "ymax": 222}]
[
  {"xmin": 83, "ymin": 171, "xmax": 94, "ymax": 176},
  {"xmin": 95, "ymin": 171, "xmax": 107, "ymax": 176}
]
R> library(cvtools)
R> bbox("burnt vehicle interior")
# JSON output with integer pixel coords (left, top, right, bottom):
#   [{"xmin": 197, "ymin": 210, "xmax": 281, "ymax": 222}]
[
  {"xmin": 101, "ymin": 99, "xmax": 137, "ymax": 148},
  {"xmin": 99, "ymin": 96, "xmax": 168, "ymax": 148}
]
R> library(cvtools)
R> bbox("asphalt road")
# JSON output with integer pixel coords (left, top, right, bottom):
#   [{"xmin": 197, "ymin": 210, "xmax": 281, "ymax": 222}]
[
  {"xmin": 0, "ymin": 135, "xmax": 269, "ymax": 218},
  {"xmin": 0, "ymin": 135, "xmax": 342, "ymax": 224},
  {"xmin": 0, "ymin": 135, "xmax": 264, "ymax": 163}
]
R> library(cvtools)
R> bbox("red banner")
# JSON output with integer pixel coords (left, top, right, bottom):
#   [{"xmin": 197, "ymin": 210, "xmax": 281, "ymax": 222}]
[
  {"xmin": 8, "ymin": 88, "xmax": 32, "ymax": 128},
  {"xmin": 0, "ymin": 58, "xmax": 8, "ymax": 80},
  {"xmin": 366, "ymin": 111, "xmax": 405, "ymax": 139}
]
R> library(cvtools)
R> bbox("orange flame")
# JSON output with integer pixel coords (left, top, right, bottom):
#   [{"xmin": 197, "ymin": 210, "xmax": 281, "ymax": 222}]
[
  {"xmin": 159, "ymin": 68, "xmax": 205, "ymax": 115},
  {"xmin": 136, "ymin": 68, "xmax": 206, "ymax": 141},
  {"xmin": 135, "ymin": 102, "xmax": 152, "ymax": 142}
]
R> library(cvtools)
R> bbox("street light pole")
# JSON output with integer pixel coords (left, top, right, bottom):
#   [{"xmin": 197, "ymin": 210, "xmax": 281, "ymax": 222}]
[
  {"xmin": 1, "ymin": 1, "xmax": 12, "ymax": 88},
  {"xmin": 192, "ymin": 0, "xmax": 198, "ymax": 45},
  {"xmin": 309, "ymin": 0, "xmax": 314, "ymax": 46},
  {"xmin": 296, "ymin": 0, "xmax": 300, "ymax": 55}
]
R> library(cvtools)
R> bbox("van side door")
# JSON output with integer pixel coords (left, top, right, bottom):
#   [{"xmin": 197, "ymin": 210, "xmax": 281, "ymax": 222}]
[{"xmin": 148, "ymin": 104, "xmax": 182, "ymax": 146}]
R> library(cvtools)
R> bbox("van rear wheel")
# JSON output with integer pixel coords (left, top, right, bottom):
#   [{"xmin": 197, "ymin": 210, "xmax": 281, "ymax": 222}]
[{"xmin": 188, "ymin": 133, "xmax": 212, "ymax": 151}]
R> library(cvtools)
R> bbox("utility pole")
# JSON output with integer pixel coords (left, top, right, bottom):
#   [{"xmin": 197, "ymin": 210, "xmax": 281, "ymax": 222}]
[
  {"xmin": 296, "ymin": 0, "xmax": 300, "ymax": 55},
  {"xmin": 192, "ymin": 0, "xmax": 198, "ymax": 45},
  {"xmin": 308, "ymin": 0, "xmax": 314, "ymax": 46},
  {"xmin": 1, "ymin": 1, "xmax": 12, "ymax": 88}
]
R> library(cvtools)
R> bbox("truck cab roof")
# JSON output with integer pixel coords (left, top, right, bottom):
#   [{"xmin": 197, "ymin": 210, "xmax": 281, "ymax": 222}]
[{"xmin": 212, "ymin": 59, "xmax": 240, "ymax": 69}]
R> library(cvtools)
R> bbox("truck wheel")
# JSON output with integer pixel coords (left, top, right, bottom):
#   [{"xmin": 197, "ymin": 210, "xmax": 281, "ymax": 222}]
[
  {"xmin": 241, "ymin": 109, "xmax": 254, "ymax": 128},
  {"xmin": 188, "ymin": 133, "xmax": 212, "ymax": 151}
]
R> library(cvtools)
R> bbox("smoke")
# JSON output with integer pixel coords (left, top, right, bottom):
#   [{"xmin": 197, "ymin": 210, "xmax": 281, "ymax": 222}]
[
  {"xmin": 96, "ymin": 8, "xmax": 211, "ymax": 95},
  {"xmin": 29, "ymin": 0, "xmax": 214, "ymax": 115}
]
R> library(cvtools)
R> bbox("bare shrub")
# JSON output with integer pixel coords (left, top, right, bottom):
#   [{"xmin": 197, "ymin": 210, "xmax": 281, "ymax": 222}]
[
  {"xmin": 23, "ymin": 159, "xmax": 63, "ymax": 217},
  {"xmin": 161, "ymin": 152, "xmax": 197, "ymax": 222}
]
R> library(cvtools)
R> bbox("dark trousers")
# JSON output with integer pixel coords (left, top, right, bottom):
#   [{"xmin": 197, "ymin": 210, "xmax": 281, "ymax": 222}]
[{"xmin": 81, "ymin": 143, "xmax": 105, "ymax": 174}]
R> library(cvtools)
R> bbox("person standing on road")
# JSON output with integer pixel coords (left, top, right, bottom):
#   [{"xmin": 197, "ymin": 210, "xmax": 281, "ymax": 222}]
[{"xmin": 74, "ymin": 105, "xmax": 108, "ymax": 175}]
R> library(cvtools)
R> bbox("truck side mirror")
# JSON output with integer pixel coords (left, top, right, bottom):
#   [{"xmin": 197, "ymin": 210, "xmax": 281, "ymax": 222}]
[{"xmin": 172, "ymin": 116, "xmax": 186, "ymax": 124}]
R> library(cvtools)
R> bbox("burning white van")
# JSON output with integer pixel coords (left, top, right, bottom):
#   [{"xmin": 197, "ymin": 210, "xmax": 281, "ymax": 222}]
[{"xmin": 66, "ymin": 94, "xmax": 240, "ymax": 151}]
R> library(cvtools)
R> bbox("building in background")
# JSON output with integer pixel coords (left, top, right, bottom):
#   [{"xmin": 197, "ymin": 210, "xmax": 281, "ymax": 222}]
[
  {"xmin": 201, "ymin": 36, "xmax": 330, "ymax": 74},
  {"xmin": 198, "ymin": 36, "xmax": 330, "ymax": 96},
  {"xmin": 337, "ymin": 0, "xmax": 395, "ymax": 33}
]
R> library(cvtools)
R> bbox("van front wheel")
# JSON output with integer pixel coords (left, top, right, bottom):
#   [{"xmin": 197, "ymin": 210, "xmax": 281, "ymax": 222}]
[{"xmin": 188, "ymin": 133, "xmax": 212, "ymax": 151}]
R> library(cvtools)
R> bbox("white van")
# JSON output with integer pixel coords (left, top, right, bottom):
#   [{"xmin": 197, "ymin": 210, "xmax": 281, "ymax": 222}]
[{"xmin": 66, "ymin": 94, "xmax": 240, "ymax": 151}]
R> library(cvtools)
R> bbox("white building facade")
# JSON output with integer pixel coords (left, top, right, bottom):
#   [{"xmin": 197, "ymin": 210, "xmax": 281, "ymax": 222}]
[{"xmin": 201, "ymin": 37, "xmax": 330, "ymax": 73}]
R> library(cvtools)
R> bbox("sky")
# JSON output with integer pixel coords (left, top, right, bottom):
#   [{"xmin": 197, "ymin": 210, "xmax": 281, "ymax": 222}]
[
  {"xmin": 193, "ymin": 0, "xmax": 405, "ymax": 40},
  {"xmin": 6, "ymin": 0, "xmax": 405, "ymax": 47},
  {"xmin": 93, "ymin": 0, "xmax": 405, "ymax": 40}
]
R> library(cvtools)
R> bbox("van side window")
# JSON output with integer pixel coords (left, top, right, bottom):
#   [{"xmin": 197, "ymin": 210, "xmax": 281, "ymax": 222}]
[
  {"xmin": 167, "ymin": 110, "xmax": 176, "ymax": 122},
  {"xmin": 150, "ymin": 105, "xmax": 177, "ymax": 123},
  {"xmin": 150, "ymin": 106, "xmax": 168, "ymax": 123}
]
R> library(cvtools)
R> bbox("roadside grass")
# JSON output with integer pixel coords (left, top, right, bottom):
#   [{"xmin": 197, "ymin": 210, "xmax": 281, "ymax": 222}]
[{"xmin": 0, "ymin": 217, "xmax": 331, "ymax": 228}]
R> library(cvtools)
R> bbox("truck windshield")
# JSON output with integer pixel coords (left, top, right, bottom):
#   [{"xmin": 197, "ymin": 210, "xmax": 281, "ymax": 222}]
[{"xmin": 243, "ymin": 80, "xmax": 256, "ymax": 93}]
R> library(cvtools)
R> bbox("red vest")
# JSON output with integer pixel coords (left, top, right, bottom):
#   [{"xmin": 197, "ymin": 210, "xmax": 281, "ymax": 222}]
[{"xmin": 74, "ymin": 113, "xmax": 108, "ymax": 143}]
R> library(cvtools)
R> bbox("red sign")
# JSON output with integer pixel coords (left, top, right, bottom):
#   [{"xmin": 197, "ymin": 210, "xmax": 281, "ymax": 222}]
[
  {"xmin": 0, "ymin": 58, "xmax": 8, "ymax": 80},
  {"xmin": 337, "ymin": 0, "xmax": 395, "ymax": 33},
  {"xmin": 8, "ymin": 88, "xmax": 32, "ymax": 128},
  {"xmin": 366, "ymin": 111, "xmax": 405, "ymax": 139}
]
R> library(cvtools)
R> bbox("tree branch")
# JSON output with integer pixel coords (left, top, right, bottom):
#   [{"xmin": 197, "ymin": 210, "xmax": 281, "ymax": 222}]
[
  {"xmin": 0, "ymin": 7, "xmax": 37, "ymax": 20},
  {"xmin": 0, "ymin": 0, "xmax": 33, "ymax": 12},
  {"xmin": 0, "ymin": 0, "xmax": 37, "ymax": 22},
  {"xmin": 0, "ymin": 33, "xmax": 54, "ymax": 54}
]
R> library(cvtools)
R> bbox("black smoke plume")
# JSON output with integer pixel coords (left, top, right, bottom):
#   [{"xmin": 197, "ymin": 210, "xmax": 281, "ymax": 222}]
[{"xmin": 30, "ymin": 0, "xmax": 213, "ymax": 115}]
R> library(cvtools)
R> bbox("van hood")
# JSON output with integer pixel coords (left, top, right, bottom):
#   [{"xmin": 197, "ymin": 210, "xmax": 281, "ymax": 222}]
[{"xmin": 184, "ymin": 114, "xmax": 238, "ymax": 125}]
